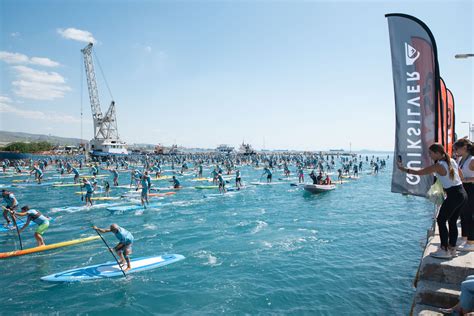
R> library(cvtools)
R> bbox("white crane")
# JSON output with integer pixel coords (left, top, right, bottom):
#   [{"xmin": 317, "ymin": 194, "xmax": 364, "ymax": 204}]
[{"xmin": 81, "ymin": 43, "xmax": 127, "ymax": 155}]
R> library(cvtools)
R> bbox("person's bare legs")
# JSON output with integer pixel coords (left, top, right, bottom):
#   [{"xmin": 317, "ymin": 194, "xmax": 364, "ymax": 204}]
[{"xmin": 34, "ymin": 232, "xmax": 45, "ymax": 247}]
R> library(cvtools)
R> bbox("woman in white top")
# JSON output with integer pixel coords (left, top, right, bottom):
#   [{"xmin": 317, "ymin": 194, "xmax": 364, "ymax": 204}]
[
  {"xmin": 454, "ymin": 138, "xmax": 474, "ymax": 252},
  {"xmin": 398, "ymin": 143, "xmax": 468, "ymax": 259}
]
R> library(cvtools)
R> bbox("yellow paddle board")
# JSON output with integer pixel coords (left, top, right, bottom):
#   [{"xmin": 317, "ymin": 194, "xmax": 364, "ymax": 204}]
[
  {"xmin": 0, "ymin": 236, "xmax": 100, "ymax": 259},
  {"xmin": 53, "ymin": 183, "xmax": 82, "ymax": 187},
  {"xmin": 91, "ymin": 197, "xmax": 120, "ymax": 201},
  {"xmin": 74, "ymin": 191, "xmax": 112, "ymax": 195}
]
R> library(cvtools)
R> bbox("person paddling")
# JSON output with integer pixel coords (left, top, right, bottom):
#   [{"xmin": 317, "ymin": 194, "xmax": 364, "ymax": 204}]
[
  {"xmin": 262, "ymin": 167, "xmax": 272, "ymax": 183},
  {"xmin": 140, "ymin": 174, "xmax": 149, "ymax": 207},
  {"xmin": 217, "ymin": 172, "xmax": 226, "ymax": 193},
  {"xmin": 2, "ymin": 189, "xmax": 19, "ymax": 227},
  {"xmin": 30, "ymin": 164, "xmax": 43, "ymax": 184},
  {"xmin": 235, "ymin": 169, "xmax": 242, "ymax": 190},
  {"xmin": 69, "ymin": 166, "xmax": 80, "ymax": 184},
  {"xmin": 171, "ymin": 176, "xmax": 181, "ymax": 189},
  {"xmin": 82, "ymin": 178, "xmax": 94, "ymax": 207},
  {"xmin": 93, "ymin": 224, "xmax": 134, "ymax": 272},
  {"xmin": 12, "ymin": 206, "xmax": 50, "ymax": 246}
]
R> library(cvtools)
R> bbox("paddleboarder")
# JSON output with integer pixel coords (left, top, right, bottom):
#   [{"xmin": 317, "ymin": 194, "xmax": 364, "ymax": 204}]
[
  {"xmin": 140, "ymin": 174, "xmax": 149, "ymax": 207},
  {"xmin": 217, "ymin": 172, "xmax": 226, "ymax": 193},
  {"xmin": 13, "ymin": 206, "xmax": 50, "ymax": 246},
  {"xmin": 69, "ymin": 166, "xmax": 80, "ymax": 183},
  {"xmin": 93, "ymin": 224, "xmax": 134, "ymax": 271},
  {"xmin": 171, "ymin": 176, "xmax": 181, "ymax": 189},
  {"xmin": 235, "ymin": 169, "xmax": 242, "ymax": 190},
  {"xmin": 82, "ymin": 178, "xmax": 94, "ymax": 207},
  {"xmin": 262, "ymin": 167, "xmax": 272, "ymax": 183},
  {"xmin": 30, "ymin": 164, "xmax": 43, "ymax": 184},
  {"xmin": 2, "ymin": 189, "xmax": 18, "ymax": 227},
  {"xmin": 111, "ymin": 168, "xmax": 119, "ymax": 186}
]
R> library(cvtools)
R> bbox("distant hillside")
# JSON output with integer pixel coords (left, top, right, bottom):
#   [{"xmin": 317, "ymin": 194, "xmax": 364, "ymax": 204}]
[{"xmin": 0, "ymin": 131, "xmax": 87, "ymax": 146}]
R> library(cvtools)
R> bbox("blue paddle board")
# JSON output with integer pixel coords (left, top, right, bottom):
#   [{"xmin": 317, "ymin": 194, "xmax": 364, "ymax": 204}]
[
  {"xmin": 0, "ymin": 217, "xmax": 55, "ymax": 233},
  {"xmin": 40, "ymin": 254, "xmax": 185, "ymax": 282},
  {"xmin": 107, "ymin": 202, "xmax": 161, "ymax": 213}
]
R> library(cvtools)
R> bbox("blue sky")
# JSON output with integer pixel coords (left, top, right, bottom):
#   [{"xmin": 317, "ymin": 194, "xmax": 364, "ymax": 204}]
[{"xmin": 0, "ymin": 0, "xmax": 472, "ymax": 150}]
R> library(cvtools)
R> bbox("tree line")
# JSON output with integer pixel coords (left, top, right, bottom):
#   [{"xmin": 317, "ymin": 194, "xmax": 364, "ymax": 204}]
[{"xmin": 1, "ymin": 141, "xmax": 54, "ymax": 153}]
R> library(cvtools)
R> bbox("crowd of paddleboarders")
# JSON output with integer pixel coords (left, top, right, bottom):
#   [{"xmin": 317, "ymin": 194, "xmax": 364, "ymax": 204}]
[{"xmin": 1, "ymin": 152, "xmax": 387, "ymax": 270}]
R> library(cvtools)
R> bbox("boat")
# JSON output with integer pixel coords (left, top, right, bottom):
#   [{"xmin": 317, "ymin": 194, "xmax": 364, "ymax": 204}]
[
  {"xmin": 238, "ymin": 142, "xmax": 256, "ymax": 155},
  {"xmin": 216, "ymin": 144, "xmax": 234, "ymax": 154},
  {"xmin": 303, "ymin": 184, "xmax": 336, "ymax": 193}
]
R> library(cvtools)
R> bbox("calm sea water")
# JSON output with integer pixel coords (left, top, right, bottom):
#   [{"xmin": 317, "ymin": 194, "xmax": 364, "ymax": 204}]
[{"xmin": 0, "ymin": 155, "xmax": 433, "ymax": 315}]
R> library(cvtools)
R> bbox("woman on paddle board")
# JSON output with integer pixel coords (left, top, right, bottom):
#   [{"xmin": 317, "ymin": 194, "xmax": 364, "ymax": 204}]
[
  {"xmin": 13, "ymin": 206, "xmax": 50, "ymax": 246},
  {"xmin": 93, "ymin": 224, "xmax": 134, "ymax": 271}
]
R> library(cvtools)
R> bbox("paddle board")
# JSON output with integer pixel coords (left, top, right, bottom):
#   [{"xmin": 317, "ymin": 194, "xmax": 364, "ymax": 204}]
[
  {"xmin": 0, "ymin": 236, "xmax": 100, "ymax": 259},
  {"xmin": 194, "ymin": 185, "xmax": 218, "ymax": 190},
  {"xmin": 12, "ymin": 181, "xmax": 60, "ymax": 187},
  {"xmin": 0, "ymin": 217, "xmax": 55, "ymax": 233},
  {"xmin": 107, "ymin": 202, "xmax": 161, "ymax": 213},
  {"xmin": 40, "ymin": 254, "xmax": 185, "ymax": 282},
  {"xmin": 91, "ymin": 197, "xmax": 120, "ymax": 201},
  {"xmin": 190, "ymin": 178, "xmax": 210, "ymax": 182},
  {"xmin": 151, "ymin": 175, "xmax": 172, "ymax": 180},
  {"xmin": 52, "ymin": 183, "xmax": 82, "ymax": 187},
  {"xmin": 150, "ymin": 187, "xmax": 177, "ymax": 191},
  {"xmin": 51, "ymin": 203, "xmax": 117, "ymax": 213},
  {"xmin": 341, "ymin": 175, "xmax": 360, "ymax": 180},
  {"xmin": 74, "ymin": 190, "xmax": 110, "ymax": 195}
]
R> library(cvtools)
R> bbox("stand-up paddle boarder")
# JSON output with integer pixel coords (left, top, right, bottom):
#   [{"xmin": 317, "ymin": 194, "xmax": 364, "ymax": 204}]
[{"xmin": 93, "ymin": 224, "xmax": 134, "ymax": 272}]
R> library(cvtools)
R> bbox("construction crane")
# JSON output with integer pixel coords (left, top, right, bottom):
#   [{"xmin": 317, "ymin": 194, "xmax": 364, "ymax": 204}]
[{"xmin": 81, "ymin": 43, "xmax": 128, "ymax": 156}]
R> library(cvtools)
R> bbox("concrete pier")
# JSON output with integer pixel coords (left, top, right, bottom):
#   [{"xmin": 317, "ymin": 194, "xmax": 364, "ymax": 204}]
[{"xmin": 412, "ymin": 216, "xmax": 474, "ymax": 315}]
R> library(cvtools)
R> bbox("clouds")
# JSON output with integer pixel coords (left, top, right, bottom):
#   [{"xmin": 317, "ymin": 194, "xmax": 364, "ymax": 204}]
[
  {"xmin": 10, "ymin": 65, "xmax": 71, "ymax": 100},
  {"xmin": 0, "ymin": 51, "xmax": 60, "ymax": 67},
  {"xmin": 0, "ymin": 50, "xmax": 70, "ymax": 100},
  {"xmin": 0, "ymin": 94, "xmax": 80, "ymax": 123},
  {"xmin": 57, "ymin": 28, "xmax": 96, "ymax": 44}
]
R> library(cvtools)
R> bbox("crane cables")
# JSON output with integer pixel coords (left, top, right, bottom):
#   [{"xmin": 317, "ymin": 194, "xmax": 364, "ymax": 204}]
[
  {"xmin": 80, "ymin": 52, "xmax": 84, "ymax": 144},
  {"xmin": 92, "ymin": 49, "xmax": 114, "ymax": 102}
]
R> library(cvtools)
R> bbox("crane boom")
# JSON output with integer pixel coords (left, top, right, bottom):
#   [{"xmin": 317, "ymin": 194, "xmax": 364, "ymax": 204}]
[
  {"xmin": 81, "ymin": 43, "xmax": 102, "ymax": 124},
  {"xmin": 81, "ymin": 43, "xmax": 127, "ymax": 155}
]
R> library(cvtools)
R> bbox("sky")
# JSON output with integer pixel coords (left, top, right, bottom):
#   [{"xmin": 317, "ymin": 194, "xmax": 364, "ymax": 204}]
[{"xmin": 0, "ymin": 0, "xmax": 472, "ymax": 151}]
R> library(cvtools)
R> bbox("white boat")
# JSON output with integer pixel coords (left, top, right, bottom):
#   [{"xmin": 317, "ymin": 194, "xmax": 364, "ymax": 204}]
[{"xmin": 303, "ymin": 184, "xmax": 336, "ymax": 193}]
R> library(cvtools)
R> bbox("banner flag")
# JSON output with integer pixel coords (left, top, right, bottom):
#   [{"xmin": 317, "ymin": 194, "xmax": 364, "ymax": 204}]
[
  {"xmin": 386, "ymin": 13, "xmax": 440, "ymax": 197},
  {"xmin": 446, "ymin": 88, "xmax": 455, "ymax": 155}
]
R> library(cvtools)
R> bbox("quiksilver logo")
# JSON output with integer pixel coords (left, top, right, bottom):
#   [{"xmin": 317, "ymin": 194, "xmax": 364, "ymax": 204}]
[{"xmin": 405, "ymin": 43, "xmax": 420, "ymax": 66}]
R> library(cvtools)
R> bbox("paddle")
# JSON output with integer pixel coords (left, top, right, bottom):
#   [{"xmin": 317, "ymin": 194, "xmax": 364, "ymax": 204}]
[
  {"xmin": 80, "ymin": 182, "xmax": 84, "ymax": 201},
  {"xmin": 93, "ymin": 228, "xmax": 127, "ymax": 278},
  {"xmin": 3, "ymin": 206, "xmax": 23, "ymax": 250}
]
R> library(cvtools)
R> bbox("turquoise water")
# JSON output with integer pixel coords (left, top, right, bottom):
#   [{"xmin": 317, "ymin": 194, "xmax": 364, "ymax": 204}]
[{"xmin": 0, "ymin": 156, "xmax": 433, "ymax": 315}]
